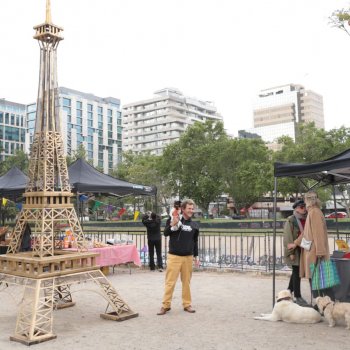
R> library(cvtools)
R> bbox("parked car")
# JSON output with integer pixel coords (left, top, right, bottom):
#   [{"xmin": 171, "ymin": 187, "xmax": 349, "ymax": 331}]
[{"xmin": 325, "ymin": 212, "xmax": 348, "ymax": 219}]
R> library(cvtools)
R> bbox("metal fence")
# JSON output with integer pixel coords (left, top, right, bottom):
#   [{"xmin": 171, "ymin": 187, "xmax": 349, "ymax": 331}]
[{"xmin": 84, "ymin": 230, "xmax": 350, "ymax": 272}]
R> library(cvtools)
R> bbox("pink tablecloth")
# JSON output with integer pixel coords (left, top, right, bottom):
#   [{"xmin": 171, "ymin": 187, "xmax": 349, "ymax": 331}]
[
  {"xmin": 66, "ymin": 245, "xmax": 141, "ymax": 267},
  {"xmin": 92, "ymin": 245, "xmax": 141, "ymax": 267}
]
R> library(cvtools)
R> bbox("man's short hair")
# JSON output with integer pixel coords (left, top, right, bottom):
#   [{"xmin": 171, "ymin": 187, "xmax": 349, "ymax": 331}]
[
  {"xmin": 151, "ymin": 212, "xmax": 157, "ymax": 220},
  {"xmin": 181, "ymin": 199, "xmax": 195, "ymax": 209}
]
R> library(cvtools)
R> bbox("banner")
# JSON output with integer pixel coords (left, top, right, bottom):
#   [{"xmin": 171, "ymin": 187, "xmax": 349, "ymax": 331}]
[
  {"xmin": 117, "ymin": 208, "xmax": 126, "ymax": 217},
  {"xmin": 92, "ymin": 201, "xmax": 103, "ymax": 211},
  {"xmin": 105, "ymin": 205, "xmax": 114, "ymax": 213},
  {"xmin": 134, "ymin": 210, "xmax": 140, "ymax": 221},
  {"xmin": 15, "ymin": 203, "xmax": 23, "ymax": 211},
  {"xmin": 79, "ymin": 195, "xmax": 89, "ymax": 202}
]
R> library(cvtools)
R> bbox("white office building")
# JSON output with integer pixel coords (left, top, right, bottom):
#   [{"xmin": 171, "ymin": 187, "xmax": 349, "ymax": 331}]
[
  {"xmin": 27, "ymin": 87, "xmax": 122, "ymax": 174},
  {"xmin": 122, "ymin": 88, "xmax": 223, "ymax": 154},
  {"xmin": 243, "ymin": 84, "xmax": 324, "ymax": 143}
]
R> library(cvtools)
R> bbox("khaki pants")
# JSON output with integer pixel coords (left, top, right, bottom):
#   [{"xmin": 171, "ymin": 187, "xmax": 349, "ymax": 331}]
[{"xmin": 162, "ymin": 254, "xmax": 193, "ymax": 309}]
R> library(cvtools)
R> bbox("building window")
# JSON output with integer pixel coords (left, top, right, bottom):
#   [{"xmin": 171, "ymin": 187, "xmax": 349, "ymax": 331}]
[{"xmin": 63, "ymin": 98, "xmax": 71, "ymax": 107}]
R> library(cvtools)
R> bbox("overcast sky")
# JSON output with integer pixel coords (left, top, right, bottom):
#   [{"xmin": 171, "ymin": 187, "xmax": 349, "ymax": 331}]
[{"xmin": 1, "ymin": 0, "xmax": 350, "ymax": 136}]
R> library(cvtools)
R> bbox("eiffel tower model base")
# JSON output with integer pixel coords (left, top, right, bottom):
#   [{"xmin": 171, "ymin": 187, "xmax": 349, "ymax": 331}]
[{"xmin": 0, "ymin": 267, "xmax": 138, "ymax": 346}]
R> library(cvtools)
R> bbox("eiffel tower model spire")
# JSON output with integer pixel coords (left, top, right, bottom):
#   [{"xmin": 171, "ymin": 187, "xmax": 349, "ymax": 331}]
[{"xmin": 7, "ymin": 0, "xmax": 86, "ymax": 257}]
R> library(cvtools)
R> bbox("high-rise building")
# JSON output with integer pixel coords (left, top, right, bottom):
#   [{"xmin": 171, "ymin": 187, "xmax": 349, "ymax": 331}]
[
  {"xmin": 242, "ymin": 84, "xmax": 324, "ymax": 143},
  {"xmin": 122, "ymin": 88, "xmax": 223, "ymax": 154},
  {"xmin": 27, "ymin": 87, "xmax": 123, "ymax": 174},
  {"xmin": 0, "ymin": 99, "xmax": 28, "ymax": 161}
]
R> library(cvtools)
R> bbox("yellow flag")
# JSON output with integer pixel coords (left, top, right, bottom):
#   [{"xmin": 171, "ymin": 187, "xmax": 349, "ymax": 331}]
[
  {"xmin": 134, "ymin": 210, "xmax": 140, "ymax": 221},
  {"xmin": 2, "ymin": 198, "xmax": 7, "ymax": 206}
]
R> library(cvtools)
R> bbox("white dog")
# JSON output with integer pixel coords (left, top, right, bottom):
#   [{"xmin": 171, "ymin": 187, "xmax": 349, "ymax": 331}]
[
  {"xmin": 315, "ymin": 296, "xmax": 350, "ymax": 329},
  {"xmin": 254, "ymin": 290, "xmax": 321, "ymax": 324}
]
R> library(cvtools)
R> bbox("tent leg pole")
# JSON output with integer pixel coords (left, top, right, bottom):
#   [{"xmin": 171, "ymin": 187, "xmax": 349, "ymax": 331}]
[
  {"xmin": 332, "ymin": 185, "xmax": 339, "ymax": 239},
  {"xmin": 272, "ymin": 177, "xmax": 277, "ymax": 307},
  {"xmin": 154, "ymin": 194, "xmax": 158, "ymax": 214}
]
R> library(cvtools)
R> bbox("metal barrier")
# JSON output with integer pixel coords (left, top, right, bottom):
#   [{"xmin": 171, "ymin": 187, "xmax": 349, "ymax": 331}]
[{"xmin": 84, "ymin": 230, "xmax": 350, "ymax": 272}]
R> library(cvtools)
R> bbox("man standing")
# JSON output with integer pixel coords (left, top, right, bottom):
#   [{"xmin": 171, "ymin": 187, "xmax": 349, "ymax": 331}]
[
  {"xmin": 157, "ymin": 199, "xmax": 199, "ymax": 315},
  {"xmin": 142, "ymin": 212, "xmax": 163, "ymax": 271},
  {"xmin": 283, "ymin": 199, "xmax": 308, "ymax": 306}
]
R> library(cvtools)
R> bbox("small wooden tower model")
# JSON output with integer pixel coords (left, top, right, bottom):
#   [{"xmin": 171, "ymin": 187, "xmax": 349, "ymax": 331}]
[{"xmin": 0, "ymin": 1, "xmax": 138, "ymax": 345}]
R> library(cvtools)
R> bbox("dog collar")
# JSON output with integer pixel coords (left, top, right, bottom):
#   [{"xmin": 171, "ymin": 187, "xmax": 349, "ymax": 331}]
[
  {"xmin": 321, "ymin": 301, "xmax": 334, "ymax": 316},
  {"xmin": 276, "ymin": 297, "xmax": 292, "ymax": 303}
]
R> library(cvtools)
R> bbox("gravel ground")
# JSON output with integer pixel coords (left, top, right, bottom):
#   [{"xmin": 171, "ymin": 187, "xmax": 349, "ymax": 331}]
[{"xmin": 0, "ymin": 268, "xmax": 349, "ymax": 350}]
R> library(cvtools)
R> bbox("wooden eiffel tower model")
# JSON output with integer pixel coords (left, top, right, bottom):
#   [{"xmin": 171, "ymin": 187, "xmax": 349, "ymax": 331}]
[{"xmin": 0, "ymin": 1, "xmax": 137, "ymax": 345}]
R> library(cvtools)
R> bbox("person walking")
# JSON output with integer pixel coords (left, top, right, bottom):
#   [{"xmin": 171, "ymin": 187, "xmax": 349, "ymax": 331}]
[
  {"xmin": 283, "ymin": 199, "xmax": 308, "ymax": 306},
  {"xmin": 157, "ymin": 199, "xmax": 199, "ymax": 315},
  {"xmin": 142, "ymin": 212, "xmax": 164, "ymax": 271}
]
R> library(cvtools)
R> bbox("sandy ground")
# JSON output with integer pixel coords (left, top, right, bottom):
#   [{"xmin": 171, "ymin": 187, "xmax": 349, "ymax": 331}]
[{"xmin": 0, "ymin": 267, "xmax": 349, "ymax": 350}]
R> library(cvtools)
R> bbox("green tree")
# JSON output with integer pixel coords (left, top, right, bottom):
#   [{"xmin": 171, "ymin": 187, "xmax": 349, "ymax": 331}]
[
  {"xmin": 112, "ymin": 151, "xmax": 171, "ymax": 212},
  {"xmin": 220, "ymin": 138, "xmax": 273, "ymax": 211},
  {"xmin": 0, "ymin": 150, "xmax": 29, "ymax": 175},
  {"xmin": 329, "ymin": 8, "xmax": 350, "ymax": 37},
  {"xmin": 274, "ymin": 123, "xmax": 350, "ymax": 203},
  {"xmin": 66, "ymin": 144, "xmax": 88, "ymax": 166},
  {"xmin": 160, "ymin": 120, "xmax": 229, "ymax": 213}
]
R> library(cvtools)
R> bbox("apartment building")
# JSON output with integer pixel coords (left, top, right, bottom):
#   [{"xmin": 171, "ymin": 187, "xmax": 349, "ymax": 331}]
[
  {"xmin": 27, "ymin": 87, "xmax": 122, "ymax": 174},
  {"xmin": 242, "ymin": 84, "xmax": 324, "ymax": 143},
  {"xmin": 122, "ymin": 88, "xmax": 223, "ymax": 154},
  {"xmin": 0, "ymin": 99, "xmax": 28, "ymax": 162}
]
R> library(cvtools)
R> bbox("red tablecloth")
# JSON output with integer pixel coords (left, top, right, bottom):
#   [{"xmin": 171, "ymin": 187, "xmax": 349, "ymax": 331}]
[{"xmin": 66, "ymin": 245, "xmax": 141, "ymax": 267}]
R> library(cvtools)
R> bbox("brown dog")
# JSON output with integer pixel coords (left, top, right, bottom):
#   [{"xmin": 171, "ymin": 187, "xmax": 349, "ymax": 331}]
[{"xmin": 316, "ymin": 296, "xmax": 350, "ymax": 329}]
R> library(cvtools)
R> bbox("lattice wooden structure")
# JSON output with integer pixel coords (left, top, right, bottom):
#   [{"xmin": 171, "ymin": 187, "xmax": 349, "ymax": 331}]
[{"xmin": 0, "ymin": 1, "xmax": 137, "ymax": 345}]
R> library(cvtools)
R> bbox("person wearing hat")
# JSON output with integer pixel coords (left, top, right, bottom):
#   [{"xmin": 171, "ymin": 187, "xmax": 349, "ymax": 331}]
[{"xmin": 283, "ymin": 199, "xmax": 308, "ymax": 306}]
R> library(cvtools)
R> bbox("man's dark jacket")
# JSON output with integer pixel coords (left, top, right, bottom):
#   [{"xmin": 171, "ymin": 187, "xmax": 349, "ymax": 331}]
[
  {"xmin": 164, "ymin": 217, "xmax": 199, "ymax": 257},
  {"xmin": 142, "ymin": 214, "xmax": 161, "ymax": 241}
]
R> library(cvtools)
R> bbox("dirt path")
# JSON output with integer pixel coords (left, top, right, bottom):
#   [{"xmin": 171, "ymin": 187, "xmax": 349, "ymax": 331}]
[{"xmin": 0, "ymin": 268, "xmax": 348, "ymax": 350}]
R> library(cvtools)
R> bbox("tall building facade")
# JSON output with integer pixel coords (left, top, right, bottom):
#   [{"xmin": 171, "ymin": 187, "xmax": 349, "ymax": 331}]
[
  {"xmin": 243, "ymin": 84, "xmax": 324, "ymax": 143},
  {"xmin": 122, "ymin": 88, "xmax": 223, "ymax": 154},
  {"xmin": 28, "ymin": 87, "xmax": 122, "ymax": 174},
  {"xmin": 0, "ymin": 99, "xmax": 28, "ymax": 161}
]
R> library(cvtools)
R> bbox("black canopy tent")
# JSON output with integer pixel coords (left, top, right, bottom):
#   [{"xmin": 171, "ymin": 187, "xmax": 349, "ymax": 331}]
[
  {"xmin": 0, "ymin": 166, "xmax": 29, "ymax": 227},
  {"xmin": 68, "ymin": 158, "xmax": 157, "ymax": 220},
  {"xmin": 0, "ymin": 160, "xmax": 157, "ymax": 198},
  {"xmin": 0, "ymin": 166, "xmax": 29, "ymax": 202},
  {"xmin": 0, "ymin": 160, "xmax": 157, "ymax": 223},
  {"xmin": 272, "ymin": 148, "xmax": 350, "ymax": 306},
  {"xmin": 68, "ymin": 158, "xmax": 157, "ymax": 197}
]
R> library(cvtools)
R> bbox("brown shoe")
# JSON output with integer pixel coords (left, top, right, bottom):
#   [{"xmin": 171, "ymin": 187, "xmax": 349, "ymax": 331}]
[
  {"xmin": 157, "ymin": 307, "xmax": 171, "ymax": 315},
  {"xmin": 184, "ymin": 306, "xmax": 196, "ymax": 313}
]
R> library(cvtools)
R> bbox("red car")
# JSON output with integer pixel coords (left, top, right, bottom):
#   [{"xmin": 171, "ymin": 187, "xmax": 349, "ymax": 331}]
[{"xmin": 325, "ymin": 212, "xmax": 348, "ymax": 219}]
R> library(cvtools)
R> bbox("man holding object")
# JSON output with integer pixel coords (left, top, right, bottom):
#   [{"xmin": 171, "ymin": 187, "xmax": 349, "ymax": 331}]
[{"xmin": 157, "ymin": 199, "xmax": 199, "ymax": 315}]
